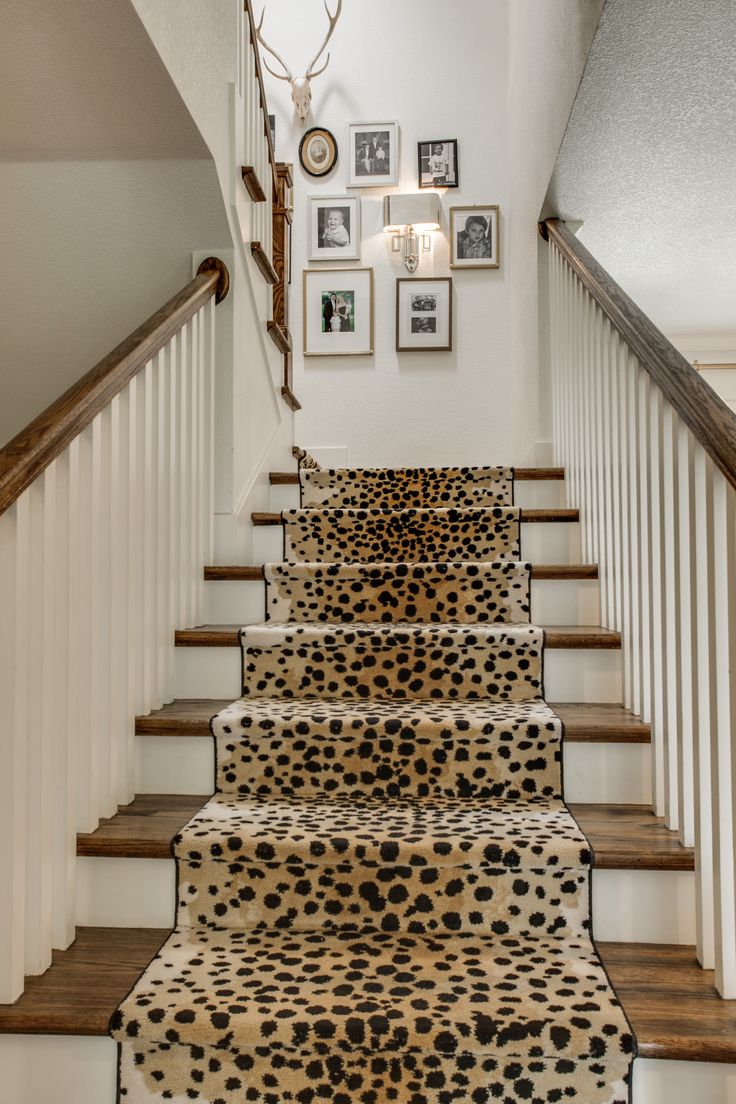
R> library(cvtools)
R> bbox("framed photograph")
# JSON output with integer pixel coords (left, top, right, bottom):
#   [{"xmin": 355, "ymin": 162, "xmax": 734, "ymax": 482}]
[
  {"xmin": 450, "ymin": 205, "xmax": 500, "ymax": 268},
  {"xmin": 308, "ymin": 196, "xmax": 361, "ymax": 261},
  {"xmin": 347, "ymin": 122, "xmax": 399, "ymax": 187},
  {"xmin": 299, "ymin": 127, "xmax": 338, "ymax": 177},
  {"xmin": 396, "ymin": 277, "xmax": 452, "ymax": 352},
  {"xmin": 417, "ymin": 139, "xmax": 458, "ymax": 189},
  {"xmin": 303, "ymin": 268, "xmax": 374, "ymax": 356}
]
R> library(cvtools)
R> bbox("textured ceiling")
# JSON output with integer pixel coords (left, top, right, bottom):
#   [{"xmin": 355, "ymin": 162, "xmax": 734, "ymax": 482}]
[
  {"xmin": 0, "ymin": 0, "xmax": 208, "ymax": 159},
  {"xmin": 546, "ymin": 0, "xmax": 736, "ymax": 336}
]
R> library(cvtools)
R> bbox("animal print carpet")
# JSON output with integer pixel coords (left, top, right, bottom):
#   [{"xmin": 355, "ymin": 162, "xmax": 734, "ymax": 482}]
[{"xmin": 111, "ymin": 461, "xmax": 635, "ymax": 1102}]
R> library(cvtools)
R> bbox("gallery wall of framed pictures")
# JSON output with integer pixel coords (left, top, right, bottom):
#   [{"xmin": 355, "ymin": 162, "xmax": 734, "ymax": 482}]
[{"xmin": 298, "ymin": 121, "xmax": 500, "ymax": 356}]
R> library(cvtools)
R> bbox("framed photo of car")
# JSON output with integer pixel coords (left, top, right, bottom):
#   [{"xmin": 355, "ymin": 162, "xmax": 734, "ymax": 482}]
[
  {"xmin": 347, "ymin": 122, "xmax": 399, "ymax": 187},
  {"xmin": 395, "ymin": 277, "xmax": 452, "ymax": 352},
  {"xmin": 308, "ymin": 196, "xmax": 361, "ymax": 261},
  {"xmin": 417, "ymin": 139, "xmax": 459, "ymax": 188},
  {"xmin": 303, "ymin": 267, "xmax": 374, "ymax": 356},
  {"xmin": 450, "ymin": 205, "xmax": 500, "ymax": 268}
]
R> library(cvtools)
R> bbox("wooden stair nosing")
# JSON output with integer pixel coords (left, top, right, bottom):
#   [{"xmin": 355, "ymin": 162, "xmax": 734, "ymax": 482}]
[
  {"xmin": 1, "ymin": 928, "xmax": 727, "ymax": 1063},
  {"xmin": 269, "ymin": 468, "xmax": 566, "ymax": 485},
  {"xmin": 75, "ymin": 795, "xmax": 692, "ymax": 872},
  {"xmin": 135, "ymin": 700, "xmax": 650, "ymax": 745},
  {"xmin": 173, "ymin": 624, "xmax": 622, "ymax": 649},
  {"xmin": 251, "ymin": 508, "xmax": 579, "ymax": 525},
  {"xmin": 203, "ymin": 563, "xmax": 599, "ymax": 581}
]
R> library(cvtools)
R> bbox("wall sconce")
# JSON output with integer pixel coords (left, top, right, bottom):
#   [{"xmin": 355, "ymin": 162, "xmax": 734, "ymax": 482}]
[{"xmin": 383, "ymin": 194, "xmax": 440, "ymax": 273}]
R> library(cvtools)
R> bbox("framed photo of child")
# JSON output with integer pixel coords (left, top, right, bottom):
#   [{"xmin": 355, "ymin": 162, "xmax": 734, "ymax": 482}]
[
  {"xmin": 303, "ymin": 268, "xmax": 374, "ymax": 356},
  {"xmin": 450, "ymin": 205, "xmax": 500, "ymax": 269},
  {"xmin": 417, "ymin": 139, "xmax": 459, "ymax": 189},
  {"xmin": 346, "ymin": 122, "xmax": 399, "ymax": 188},
  {"xmin": 308, "ymin": 196, "xmax": 361, "ymax": 261}
]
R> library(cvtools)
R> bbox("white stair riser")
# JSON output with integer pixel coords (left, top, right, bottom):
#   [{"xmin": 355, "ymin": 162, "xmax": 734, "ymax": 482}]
[
  {"xmin": 75, "ymin": 855, "xmax": 694, "ymax": 945},
  {"xmin": 204, "ymin": 577, "xmax": 600, "ymax": 626},
  {"xmin": 135, "ymin": 734, "xmax": 649, "ymax": 805},
  {"xmin": 174, "ymin": 643, "xmax": 621, "ymax": 702},
  {"xmin": 563, "ymin": 741, "xmax": 651, "ymax": 804},
  {"xmin": 633, "ymin": 1058, "xmax": 736, "ymax": 1104},
  {"xmin": 2, "ymin": 1038, "xmax": 728, "ymax": 1104},
  {"xmin": 269, "ymin": 481, "xmax": 566, "ymax": 512},
  {"xmin": 0, "ymin": 1035, "xmax": 118, "ymax": 1104},
  {"xmin": 252, "ymin": 520, "xmax": 583, "ymax": 565},
  {"xmin": 592, "ymin": 868, "xmax": 695, "ymax": 944}
]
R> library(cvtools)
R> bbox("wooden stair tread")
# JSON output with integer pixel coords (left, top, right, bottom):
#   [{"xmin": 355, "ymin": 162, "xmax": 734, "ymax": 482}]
[
  {"xmin": 76, "ymin": 795, "xmax": 690, "ymax": 870},
  {"xmin": 269, "ymin": 468, "xmax": 566, "ymax": 485},
  {"xmin": 76, "ymin": 794, "xmax": 209, "ymax": 858},
  {"xmin": 252, "ymin": 508, "xmax": 579, "ymax": 525},
  {"xmin": 0, "ymin": 927, "xmax": 170, "ymax": 1036},
  {"xmin": 136, "ymin": 700, "xmax": 649, "ymax": 744},
  {"xmin": 1, "ymin": 929, "xmax": 728, "ymax": 1061},
  {"xmin": 203, "ymin": 563, "xmax": 599, "ymax": 581},
  {"xmin": 173, "ymin": 624, "xmax": 621, "ymax": 648}
]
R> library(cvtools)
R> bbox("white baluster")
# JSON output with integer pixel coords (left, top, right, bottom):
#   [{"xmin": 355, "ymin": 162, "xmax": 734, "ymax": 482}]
[
  {"xmin": 157, "ymin": 347, "xmax": 173, "ymax": 703},
  {"xmin": 110, "ymin": 389, "xmax": 133, "ymax": 805},
  {"xmin": 626, "ymin": 353, "xmax": 642, "ymax": 717},
  {"xmin": 168, "ymin": 333, "xmax": 181, "ymax": 691},
  {"xmin": 637, "ymin": 371, "xmax": 653, "ymax": 726},
  {"xmin": 693, "ymin": 445, "xmax": 715, "ymax": 969},
  {"xmin": 91, "ymin": 409, "xmax": 114, "ymax": 817},
  {"xmin": 676, "ymin": 422, "xmax": 695, "ymax": 848},
  {"xmin": 648, "ymin": 387, "xmax": 667, "ymax": 818},
  {"xmin": 72, "ymin": 426, "xmax": 96, "ymax": 832},
  {"xmin": 0, "ymin": 502, "xmax": 25, "ymax": 1001},
  {"xmin": 617, "ymin": 341, "xmax": 633, "ymax": 707},
  {"xmin": 128, "ymin": 373, "xmax": 146, "ymax": 720},
  {"xmin": 601, "ymin": 318, "xmax": 616, "ymax": 629},
  {"xmin": 189, "ymin": 314, "xmax": 200, "ymax": 620},
  {"xmin": 711, "ymin": 470, "xmax": 736, "ymax": 998},
  {"xmin": 661, "ymin": 402, "xmax": 680, "ymax": 831}
]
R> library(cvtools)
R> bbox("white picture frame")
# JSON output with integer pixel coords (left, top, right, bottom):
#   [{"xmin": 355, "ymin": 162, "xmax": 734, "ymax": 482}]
[
  {"xmin": 303, "ymin": 268, "xmax": 374, "ymax": 357},
  {"xmin": 308, "ymin": 196, "xmax": 361, "ymax": 261},
  {"xmin": 347, "ymin": 121, "xmax": 399, "ymax": 188},
  {"xmin": 396, "ymin": 277, "xmax": 452, "ymax": 352}
]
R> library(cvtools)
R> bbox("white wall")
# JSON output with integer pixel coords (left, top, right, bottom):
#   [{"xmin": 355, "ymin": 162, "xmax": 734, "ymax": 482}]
[
  {"xmin": 262, "ymin": 0, "xmax": 601, "ymax": 468},
  {"xmin": 132, "ymin": 0, "xmax": 297, "ymax": 554},
  {"xmin": 0, "ymin": 159, "xmax": 230, "ymax": 447}
]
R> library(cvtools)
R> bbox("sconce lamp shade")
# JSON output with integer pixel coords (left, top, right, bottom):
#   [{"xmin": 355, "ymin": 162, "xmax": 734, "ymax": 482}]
[{"xmin": 383, "ymin": 193, "xmax": 440, "ymax": 232}]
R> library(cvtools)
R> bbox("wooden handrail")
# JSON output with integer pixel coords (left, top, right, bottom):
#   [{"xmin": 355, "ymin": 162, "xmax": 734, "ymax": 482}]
[
  {"xmin": 542, "ymin": 217, "xmax": 736, "ymax": 491},
  {"xmin": 0, "ymin": 257, "xmax": 229, "ymax": 518}
]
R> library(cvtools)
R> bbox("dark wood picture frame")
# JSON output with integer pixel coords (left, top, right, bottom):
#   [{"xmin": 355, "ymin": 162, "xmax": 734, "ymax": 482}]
[{"xmin": 417, "ymin": 139, "xmax": 459, "ymax": 189}]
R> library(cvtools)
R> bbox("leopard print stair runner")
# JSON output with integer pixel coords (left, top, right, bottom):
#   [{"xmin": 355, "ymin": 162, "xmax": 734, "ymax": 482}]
[
  {"xmin": 299, "ymin": 465, "xmax": 514, "ymax": 509},
  {"xmin": 282, "ymin": 507, "xmax": 521, "ymax": 564},
  {"xmin": 112, "ymin": 464, "xmax": 635, "ymax": 1103}
]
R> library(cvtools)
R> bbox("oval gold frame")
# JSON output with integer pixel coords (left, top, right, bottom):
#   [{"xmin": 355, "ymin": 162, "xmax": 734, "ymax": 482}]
[{"xmin": 299, "ymin": 127, "xmax": 338, "ymax": 177}]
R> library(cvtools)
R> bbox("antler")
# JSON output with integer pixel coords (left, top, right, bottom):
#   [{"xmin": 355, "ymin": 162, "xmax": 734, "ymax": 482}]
[
  {"xmin": 256, "ymin": 7, "xmax": 293, "ymax": 82},
  {"xmin": 305, "ymin": 0, "xmax": 342, "ymax": 80}
]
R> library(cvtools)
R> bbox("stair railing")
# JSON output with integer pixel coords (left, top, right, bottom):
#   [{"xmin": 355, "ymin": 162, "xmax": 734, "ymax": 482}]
[
  {"xmin": 542, "ymin": 217, "xmax": 736, "ymax": 998},
  {"xmin": 0, "ymin": 258, "xmax": 229, "ymax": 1003}
]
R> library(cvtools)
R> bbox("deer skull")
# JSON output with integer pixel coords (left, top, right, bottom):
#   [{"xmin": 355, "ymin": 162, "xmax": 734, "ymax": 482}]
[{"xmin": 256, "ymin": 1, "xmax": 342, "ymax": 124}]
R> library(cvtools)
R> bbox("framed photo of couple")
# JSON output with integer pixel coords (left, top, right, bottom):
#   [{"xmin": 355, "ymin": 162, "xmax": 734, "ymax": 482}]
[
  {"xmin": 303, "ymin": 268, "xmax": 374, "ymax": 357},
  {"xmin": 450, "ymin": 205, "xmax": 500, "ymax": 269},
  {"xmin": 308, "ymin": 196, "xmax": 361, "ymax": 261}
]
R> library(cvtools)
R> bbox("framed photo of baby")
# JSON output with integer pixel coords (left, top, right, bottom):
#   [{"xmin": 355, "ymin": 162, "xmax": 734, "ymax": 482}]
[
  {"xmin": 450, "ymin": 205, "xmax": 500, "ymax": 269},
  {"xmin": 308, "ymin": 196, "xmax": 361, "ymax": 261}
]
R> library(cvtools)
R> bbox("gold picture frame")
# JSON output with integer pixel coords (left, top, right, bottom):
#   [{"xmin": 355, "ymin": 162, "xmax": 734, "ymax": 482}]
[
  {"xmin": 450, "ymin": 205, "xmax": 500, "ymax": 269},
  {"xmin": 303, "ymin": 268, "xmax": 374, "ymax": 357}
]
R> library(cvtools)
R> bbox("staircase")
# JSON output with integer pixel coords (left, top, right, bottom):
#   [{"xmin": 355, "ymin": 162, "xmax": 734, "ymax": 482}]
[{"xmin": 4, "ymin": 460, "xmax": 736, "ymax": 1104}]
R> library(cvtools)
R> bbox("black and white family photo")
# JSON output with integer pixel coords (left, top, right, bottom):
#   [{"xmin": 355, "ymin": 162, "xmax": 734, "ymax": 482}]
[
  {"xmin": 309, "ymin": 196, "xmax": 360, "ymax": 261},
  {"xmin": 354, "ymin": 130, "xmax": 390, "ymax": 177},
  {"xmin": 321, "ymin": 290, "xmax": 355, "ymax": 333},
  {"xmin": 347, "ymin": 122, "xmax": 398, "ymax": 187},
  {"xmin": 417, "ymin": 139, "xmax": 458, "ymax": 188},
  {"xmin": 396, "ymin": 278, "xmax": 452, "ymax": 352}
]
